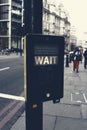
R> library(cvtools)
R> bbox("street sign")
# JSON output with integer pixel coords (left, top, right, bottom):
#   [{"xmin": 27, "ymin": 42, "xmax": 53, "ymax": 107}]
[{"xmin": 24, "ymin": 34, "xmax": 64, "ymax": 103}]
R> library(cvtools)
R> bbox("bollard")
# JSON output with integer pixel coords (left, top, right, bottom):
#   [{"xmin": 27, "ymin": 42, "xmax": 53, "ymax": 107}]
[{"xmin": 66, "ymin": 54, "xmax": 69, "ymax": 67}]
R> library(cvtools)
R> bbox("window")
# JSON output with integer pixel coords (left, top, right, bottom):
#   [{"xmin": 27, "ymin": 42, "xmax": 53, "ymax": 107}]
[
  {"xmin": 0, "ymin": 5, "xmax": 9, "ymax": 20},
  {"xmin": 0, "ymin": 22, "xmax": 9, "ymax": 35},
  {"xmin": 0, "ymin": 0, "xmax": 9, "ymax": 4}
]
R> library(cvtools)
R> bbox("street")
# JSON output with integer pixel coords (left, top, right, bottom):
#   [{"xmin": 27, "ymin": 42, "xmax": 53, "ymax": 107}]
[
  {"xmin": 11, "ymin": 59, "xmax": 87, "ymax": 130},
  {"xmin": 0, "ymin": 0, "xmax": 87, "ymax": 129},
  {"xmin": 0, "ymin": 55, "xmax": 87, "ymax": 130},
  {"xmin": 0, "ymin": 56, "xmax": 25, "ymax": 130},
  {"xmin": 0, "ymin": 57, "xmax": 24, "ymax": 95}
]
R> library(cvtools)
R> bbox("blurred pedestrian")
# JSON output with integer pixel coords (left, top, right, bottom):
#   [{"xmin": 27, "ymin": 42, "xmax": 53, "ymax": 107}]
[
  {"xmin": 69, "ymin": 51, "xmax": 74, "ymax": 63},
  {"xmin": 72, "ymin": 47, "xmax": 81, "ymax": 73},
  {"xmin": 79, "ymin": 48, "xmax": 83, "ymax": 63},
  {"xmin": 83, "ymin": 48, "xmax": 87, "ymax": 69}
]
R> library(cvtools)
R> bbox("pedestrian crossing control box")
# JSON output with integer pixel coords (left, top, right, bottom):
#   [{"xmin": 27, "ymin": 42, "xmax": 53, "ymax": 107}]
[{"xmin": 24, "ymin": 34, "xmax": 64, "ymax": 103}]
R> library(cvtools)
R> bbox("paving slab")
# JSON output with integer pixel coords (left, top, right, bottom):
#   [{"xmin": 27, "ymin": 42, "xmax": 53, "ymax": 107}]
[
  {"xmin": 55, "ymin": 117, "xmax": 87, "ymax": 130},
  {"xmin": 43, "ymin": 115, "xmax": 56, "ymax": 130},
  {"xmin": 43, "ymin": 102, "xmax": 81, "ymax": 119},
  {"xmin": 81, "ymin": 104, "xmax": 87, "ymax": 119}
]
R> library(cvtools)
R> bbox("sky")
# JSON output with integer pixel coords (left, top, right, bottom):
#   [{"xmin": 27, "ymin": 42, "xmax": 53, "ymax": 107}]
[{"xmin": 48, "ymin": 0, "xmax": 87, "ymax": 40}]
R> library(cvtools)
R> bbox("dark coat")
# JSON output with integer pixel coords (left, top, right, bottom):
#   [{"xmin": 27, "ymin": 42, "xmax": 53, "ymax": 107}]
[
  {"xmin": 72, "ymin": 50, "xmax": 81, "ymax": 61},
  {"xmin": 83, "ymin": 50, "xmax": 87, "ymax": 61}
]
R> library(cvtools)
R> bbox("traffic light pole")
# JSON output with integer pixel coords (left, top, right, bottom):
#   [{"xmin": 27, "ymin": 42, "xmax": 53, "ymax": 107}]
[
  {"xmin": 24, "ymin": 0, "xmax": 42, "ymax": 34},
  {"xmin": 24, "ymin": 0, "xmax": 43, "ymax": 130}
]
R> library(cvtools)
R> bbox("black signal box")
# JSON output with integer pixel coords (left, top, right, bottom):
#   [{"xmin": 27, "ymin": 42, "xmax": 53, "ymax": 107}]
[{"xmin": 24, "ymin": 34, "xmax": 65, "ymax": 103}]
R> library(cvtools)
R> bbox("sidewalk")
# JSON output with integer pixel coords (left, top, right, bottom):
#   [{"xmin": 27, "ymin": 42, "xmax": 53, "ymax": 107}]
[
  {"xmin": 10, "ymin": 61, "xmax": 87, "ymax": 130},
  {"xmin": 0, "ymin": 53, "xmax": 23, "ymax": 59}
]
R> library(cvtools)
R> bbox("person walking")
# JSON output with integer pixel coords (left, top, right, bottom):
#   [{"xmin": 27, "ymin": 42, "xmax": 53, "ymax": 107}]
[
  {"xmin": 83, "ymin": 48, "xmax": 87, "ymax": 69},
  {"xmin": 72, "ymin": 47, "xmax": 81, "ymax": 73}
]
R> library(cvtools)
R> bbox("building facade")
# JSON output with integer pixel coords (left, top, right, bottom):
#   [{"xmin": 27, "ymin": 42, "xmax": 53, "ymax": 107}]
[
  {"xmin": 0, "ymin": 0, "xmax": 70, "ymax": 50},
  {"xmin": 70, "ymin": 26, "xmax": 77, "ymax": 50},
  {"xmin": 0, "ymin": 0, "xmax": 23, "ymax": 50},
  {"xmin": 43, "ymin": 0, "xmax": 71, "ymax": 50}
]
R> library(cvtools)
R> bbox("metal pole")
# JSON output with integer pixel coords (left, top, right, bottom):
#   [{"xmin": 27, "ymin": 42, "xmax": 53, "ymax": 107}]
[
  {"xmin": 66, "ymin": 54, "xmax": 69, "ymax": 67},
  {"xmin": 24, "ymin": 0, "xmax": 42, "ymax": 34},
  {"xmin": 24, "ymin": 0, "xmax": 43, "ymax": 130}
]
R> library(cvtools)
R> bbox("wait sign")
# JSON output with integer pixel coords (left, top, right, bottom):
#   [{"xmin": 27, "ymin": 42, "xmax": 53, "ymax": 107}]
[
  {"xmin": 34, "ymin": 43, "xmax": 58, "ymax": 66},
  {"xmin": 25, "ymin": 34, "xmax": 64, "ymax": 103},
  {"xmin": 35, "ymin": 56, "xmax": 58, "ymax": 65}
]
